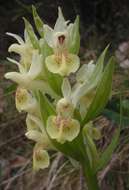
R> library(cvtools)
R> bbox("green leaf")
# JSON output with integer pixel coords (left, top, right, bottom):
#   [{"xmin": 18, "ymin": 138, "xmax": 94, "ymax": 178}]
[
  {"xmin": 51, "ymin": 132, "xmax": 86, "ymax": 161},
  {"xmin": 83, "ymin": 126, "xmax": 99, "ymax": 170},
  {"xmin": 95, "ymin": 128, "xmax": 120, "ymax": 172},
  {"xmin": 89, "ymin": 45, "xmax": 109, "ymax": 83},
  {"xmin": 32, "ymin": 5, "xmax": 44, "ymax": 37},
  {"xmin": 23, "ymin": 18, "xmax": 40, "ymax": 50},
  {"xmin": 82, "ymin": 56, "xmax": 115, "ymax": 125},
  {"xmin": 38, "ymin": 91, "xmax": 56, "ymax": 126},
  {"xmin": 103, "ymin": 109, "xmax": 129, "ymax": 127}
]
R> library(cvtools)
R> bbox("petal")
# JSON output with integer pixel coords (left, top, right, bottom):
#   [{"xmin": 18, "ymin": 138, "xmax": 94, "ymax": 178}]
[
  {"xmin": 33, "ymin": 144, "xmax": 50, "ymax": 171},
  {"xmin": 45, "ymin": 54, "xmax": 80, "ymax": 76},
  {"xmin": 26, "ymin": 114, "xmax": 42, "ymax": 131},
  {"xmin": 56, "ymin": 98, "xmax": 74, "ymax": 118},
  {"xmin": 6, "ymin": 32, "xmax": 24, "ymax": 44},
  {"xmin": 7, "ymin": 57, "xmax": 25, "ymax": 73},
  {"xmin": 4, "ymin": 72, "xmax": 27, "ymax": 84},
  {"xmin": 76, "ymin": 61, "xmax": 95, "ymax": 84},
  {"xmin": 24, "ymin": 29, "xmax": 31, "ymax": 44},
  {"xmin": 26, "ymin": 114, "xmax": 51, "ymax": 147},
  {"xmin": 46, "ymin": 116, "xmax": 59, "ymax": 140},
  {"xmin": 79, "ymin": 91, "xmax": 95, "ymax": 119},
  {"xmin": 54, "ymin": 7, "xmax": 67, "ymax": 32},
  {"xmin": 28, "ymin": 52, "xmax": 43, "ymax": 79},
  {"xmin": 45, "ymin": 54, "xmax": 62, "ymax": 74},
  {"xmin": 61, "ymin": 119, "xmax": 80, "ymax": 142},
  {"xmin": 15, "ymin": 87, "xmax": 38, "ymax": 113},
  {"xmin": 46, "ymin": 116, "xmax": 80, "ymax": 143},
  {"xmin": 67, "ymin": 16, "xmax": 80, "ymax": 54},
  {"xmin": 64, "ymin": 54, "xmax": 80, "ymax": 75},
  {"xmin": 79, "ymin": 100, "xmax": 87, "ymax": 119},
  {"xmin": 72, "ymin": 61, "xmax": 99, "ymax": 106},
  {"xmin": 25, "ymin": 130, "xmax": 44, "ymax": 143},
  {"xmin": 8, "ymin": 43, "xmax": 24, "ymax": 54}
]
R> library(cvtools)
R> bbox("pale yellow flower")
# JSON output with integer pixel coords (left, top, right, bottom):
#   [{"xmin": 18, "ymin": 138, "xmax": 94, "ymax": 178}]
[
  {"xmin": 33, "ymin": 143, "xmax": 50, "ymax": 171},
  {"xmin": 25, "ymin": 114, "xmax": 52, "ymax": 171},
  {"xmin": 47, "ymin": 115, "xmax": 80, "ymax": 144},
  {"xmin": 15, "ymin": 87, "xmax": 39, "ymax": 114},
  {"xmin": 5, "ymin": 52, "xmax": 57, "ymax": 97},
  {"xmin": 25, "ymin": 114, "xmax": 50, "ymax": 147},
  {"xmin": 71, "ymin": 61, "xmax": 100, "ymax": 118},
  {"xmin": 44, "ymin": 8, "xmax": 80, "ymax": 76}
]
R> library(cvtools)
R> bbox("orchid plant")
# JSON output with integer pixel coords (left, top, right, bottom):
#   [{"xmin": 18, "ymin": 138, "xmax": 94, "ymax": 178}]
[{"xmin": 5, "ymin": 6, "xmax": 119, "ymax": 190}]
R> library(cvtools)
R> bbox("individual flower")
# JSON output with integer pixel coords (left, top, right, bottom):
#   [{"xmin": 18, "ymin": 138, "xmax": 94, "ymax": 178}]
[
  {"xmin": 5, "ymin": 51, "xmax": 42, "ymax": 88},
  {"xmin": 46, "ymin": 78, "xmax": 80, "ymax": 144},
  {"xmin": 71, "ymin": 61, "xmax": 101, "ymax": 118},
  {"xmin": 25, "ymin": 114, "xmax": 51, "ymax": 170},
  {"xmin": 25, "ymin": 114, "xmax": 51, "ymax": 146},
  {"xmin": 15, "ymin": 87, "xmax": 39, "ymax": 114},
  {"xmin": 56, "ymin": 98, "xmax": 74, "ymax": 118},
  {"xmin": 47, "ymin": 115, "xmax": 80, "ymax": 144},
  {"xmin": 5, "ymin": 52, "xmax": 57, "ymax": 97},
  {"xmin": 33, "ymin": 143, "xmax": 50, "ymax": 171},
  {"xmin": 7, "ymin": 31, "xmax": 35, "ymax": 71},
  {"xmin": 44, "ymin": 7, "xmax": 80, "ymax": 76}
]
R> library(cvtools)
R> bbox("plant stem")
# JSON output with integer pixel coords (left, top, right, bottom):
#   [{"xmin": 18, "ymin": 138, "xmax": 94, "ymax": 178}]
[{"xmin": 82, "ymin": 161, "xmax": 100, "ymax": 190}]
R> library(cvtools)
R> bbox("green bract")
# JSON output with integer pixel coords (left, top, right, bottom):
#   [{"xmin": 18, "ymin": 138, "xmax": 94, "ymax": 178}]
[{"xmin": 4, "ymin": 6, "xmax": 117, "ymax": 190}]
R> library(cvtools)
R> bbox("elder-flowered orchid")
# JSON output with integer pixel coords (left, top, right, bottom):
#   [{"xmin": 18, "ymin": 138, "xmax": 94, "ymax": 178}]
[
  {"xmin": 25, "ymin": 114, "xmax": 51, "ymax": 170},
  {"xmin": 44, "ymin": 7, "xmax": 80, "ymax": 76},
  {"xmin": 4, "ymin": 6, "xmax": 115, "ymax": 189}
]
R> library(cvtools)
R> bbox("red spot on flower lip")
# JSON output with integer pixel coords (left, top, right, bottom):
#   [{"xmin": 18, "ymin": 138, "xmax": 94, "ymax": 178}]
[{"xmin": 58, "ymin": 35, "xmax": 65, "ymax": 45}]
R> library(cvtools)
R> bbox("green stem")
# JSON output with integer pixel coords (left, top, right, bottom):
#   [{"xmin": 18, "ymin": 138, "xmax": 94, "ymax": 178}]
[{"xmin": 82, "ymin": 161, "xmax": 100, "ymax": 190}]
